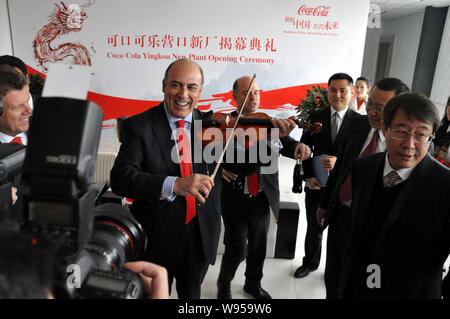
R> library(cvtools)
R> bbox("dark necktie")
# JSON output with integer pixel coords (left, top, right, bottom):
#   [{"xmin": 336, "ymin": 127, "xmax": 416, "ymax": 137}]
[
  {"xmin": 383, "ymin": 170, "xmax": 402, "ymax": 188},
  {"xmin": 176, "ymin": 120, "xmax": 196, "ymax": 224},
  {"xmin": 10, "ymin": 136, "xmax": 23, "ymax": 145},
  {"xmin": 338, "ymin": 130, "xmax": 380, "ymax": 203},
  {"xmin": 331, "ymin": 112, "xmax": 339, "ymax": 143}
]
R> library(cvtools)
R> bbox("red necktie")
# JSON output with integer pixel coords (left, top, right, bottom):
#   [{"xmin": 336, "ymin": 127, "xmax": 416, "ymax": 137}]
[
  {"xmin": 245, "ymin": 140, "xmax": 259, "ymax": 196},
  {"xmin": 338, "ymin": 130, "xmax": 379, "ymax": 203},
  {"xmin": 176, "ymin": 120, "xmax": 196, "ymax": 224},
  {"xmin": 10, "ymin": 136, "xmax": 23, "ymax": 145}
]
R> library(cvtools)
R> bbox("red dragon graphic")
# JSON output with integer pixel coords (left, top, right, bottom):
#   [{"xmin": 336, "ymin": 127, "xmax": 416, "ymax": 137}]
[{"xmin": 33, "ymin": 1, "xmax": 94, "ymax": 72}]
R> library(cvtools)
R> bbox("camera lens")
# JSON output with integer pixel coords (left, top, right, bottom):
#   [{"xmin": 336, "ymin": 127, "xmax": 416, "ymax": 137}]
[{"xmin": 83, "ymin": 203, "xmax": 147, "ymax": 272}]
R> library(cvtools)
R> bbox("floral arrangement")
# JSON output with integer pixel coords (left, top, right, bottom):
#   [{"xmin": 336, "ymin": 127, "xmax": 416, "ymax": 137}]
[
  {"xmin": 296, "ymin": 85, "xmax": 330, "ymax": 121},
  {"xmin": 29, "ymin": 73, "xmax": 45, "ymax": 97}
]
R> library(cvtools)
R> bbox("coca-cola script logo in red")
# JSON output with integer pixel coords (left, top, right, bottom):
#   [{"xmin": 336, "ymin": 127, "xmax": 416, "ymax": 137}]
[{"xmin": 297, "ymin": 5, "xmax": 330, "ymax": 17}]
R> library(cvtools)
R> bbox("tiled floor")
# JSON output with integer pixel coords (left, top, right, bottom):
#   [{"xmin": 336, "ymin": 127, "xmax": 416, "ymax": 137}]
[
  {"xmin": 170, "ymin": 157, "xmax": 329, "ymax": 299},
  {"xmin": 199, "ymin": 189, "xmax": 328, "ymax": 299}
]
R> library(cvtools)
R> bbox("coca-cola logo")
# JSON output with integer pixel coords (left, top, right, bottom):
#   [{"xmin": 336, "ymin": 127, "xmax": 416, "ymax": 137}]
[{"xmin": 297, "ymin": 5, "xmax": 330, "ymax": 17}]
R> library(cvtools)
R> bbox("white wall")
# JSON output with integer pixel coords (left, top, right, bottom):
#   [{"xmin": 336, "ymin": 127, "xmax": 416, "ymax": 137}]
[
  {"xmin": 382, "ymin": 13, "xmax": 425, "ymax": 89},
  {"xmin": 0, "ymin": 0, "xmax": 13, "ymax": 55},
  {"xmin": 361, "ymin": 27, "xmax": 382, "ymax": 82},
  {"xmin": 430, "ymin": 8, "xmax": 450, "ymax": 117},
  {"xmin": 361, "ymin": 13, "xmax": 425, "ymax": 88}
]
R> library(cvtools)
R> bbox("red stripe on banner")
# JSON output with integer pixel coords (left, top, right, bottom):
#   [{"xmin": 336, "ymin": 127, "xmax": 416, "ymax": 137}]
[
  {"xmin": 26, "ymin": 64, "xmax": 326, "ymax": 120},
  {"xmin": 210, "ymin": 83, "xmax": 328, "ymax": 111},
  {"xmin": 86, "ymin": 91, "xmax": 161, "ymax": 120}
]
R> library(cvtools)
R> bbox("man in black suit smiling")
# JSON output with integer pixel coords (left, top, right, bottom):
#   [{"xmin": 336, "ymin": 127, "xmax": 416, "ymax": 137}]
[
  {"xmin": 111, "ymin": 59, "xmax": 219, "ymax": 298},
  {"xmin": 294, "ymin": 73, "xmax": 361, "ymax": 279}
]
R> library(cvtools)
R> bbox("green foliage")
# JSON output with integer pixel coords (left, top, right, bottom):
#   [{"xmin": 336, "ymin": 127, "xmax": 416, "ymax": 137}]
[
  {"xmin": 28, "ymin": 73, "xmax": 45, "ymax": 96},
  {"xmin": 296, "ymin": 85, "xmax": 330, "ymax": 121}
]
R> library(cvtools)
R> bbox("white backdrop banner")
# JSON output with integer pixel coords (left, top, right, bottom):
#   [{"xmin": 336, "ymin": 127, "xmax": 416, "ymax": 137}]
[{"xmin": 8, "ymin": 0, "xmax": 370, "ymax": 121}]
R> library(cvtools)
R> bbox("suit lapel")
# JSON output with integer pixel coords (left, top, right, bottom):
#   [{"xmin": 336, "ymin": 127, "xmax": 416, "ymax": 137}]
[
  {"xmin": 191, "ymin": 108, "xmax": 203, "ymax": 174},
  {"xmin": 191, "ymin": 108, "xmax": 214, "ymax": 174},
  {"xmin": 352, "ymin": 153, "xmax": 384, "ymax": 234},
  {"xmin": 348, "ymin": 118, "xmax": 372, "ymax": 162},
  {"xmin": 378, "ymin": 154, "xmax": 432, "ymax": 235},
  {"xmin": 150, "ymin": 103, "xmax": 179, "ymax": 174}
]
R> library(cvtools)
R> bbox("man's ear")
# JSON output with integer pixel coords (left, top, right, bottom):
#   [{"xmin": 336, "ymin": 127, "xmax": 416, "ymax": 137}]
[
  {"xmin": 381, "ymin": 122, "xmax": 388, "ymax": 136},
  {"xmin": 162, "ymin": 80, "xmax": 167, "ymax": 94}
]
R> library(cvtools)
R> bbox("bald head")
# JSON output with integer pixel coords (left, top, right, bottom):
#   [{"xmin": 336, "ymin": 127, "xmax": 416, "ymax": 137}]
[
  {"xmin": 232, "ymin": 76, "xmax": 260, "ymax": 115},
  {"xmin": 163, "ymin": 58, "xmax": 204, "ymax": 87}
]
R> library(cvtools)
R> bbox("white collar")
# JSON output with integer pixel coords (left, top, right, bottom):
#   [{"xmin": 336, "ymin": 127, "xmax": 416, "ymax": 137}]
[
  {"xmin": 163, "ymin": 102, "xmax": 193, "ymax": 127},
  {"xmin": 383, "ymin": 152, "xmax": 415, "ymax": 182},
  {"xmin": 369, "ymin": 126, "xmax": 386, "ymax": 143},
  {"xmin": 0, "ymin": 131, "xmax": 27, "ymax": 144},
  {"xmin": 330, "ymin": 106, "xmax": 348, "ymax": 119}
]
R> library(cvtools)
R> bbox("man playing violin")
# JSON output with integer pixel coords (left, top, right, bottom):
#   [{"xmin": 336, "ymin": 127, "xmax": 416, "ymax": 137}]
[{"xmin": 217, "ymin": 76, "xmax": 311, "ymax": 299}]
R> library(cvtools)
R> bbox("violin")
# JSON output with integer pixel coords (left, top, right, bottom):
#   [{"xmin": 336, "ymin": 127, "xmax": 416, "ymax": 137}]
[
  {"xmin": 204, "ymin": 74, "xmax": 321, "ymax": 180},
  {"xmin": 199, "ymin": 111, "xmax": 322, "ymax": 146}
]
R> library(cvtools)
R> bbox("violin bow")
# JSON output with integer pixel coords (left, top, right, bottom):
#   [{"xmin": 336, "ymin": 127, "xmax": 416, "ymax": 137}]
[{"xmin": 210, "ymin": 74, "xmax": 256, "ymax": 180}]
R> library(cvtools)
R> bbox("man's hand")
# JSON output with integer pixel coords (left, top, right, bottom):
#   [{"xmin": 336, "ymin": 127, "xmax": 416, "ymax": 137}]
[
  {"xmin": 173, "ymin": 173, "xmax": 214, "ymax": 203},
  {"xmin": 11, "ymin": 186, "xmax": 17, "ymax": 205},
  {"xmin": 316, "ymin": 206, "xmax": 328, "ymax": 229},
  {"xmin": 222, "ymin": 168, "xmax": 238, "ymax": 183},
  {"xmin": 320, "ymin": 155, "xmax": 337, "ymax": 171},
  {"xmin": 123, "ymin": 261, "xmax": 169, "ymax": 299},
  {"xmin": 270, "ymin": 117, "xmax": 297, "ymax": 137},
  {"xmin": 294, "ymin": 143, "xmax": 311, "ymax": 161},
  {"xmin": 306, "ymin": 177, "xmax": 322, "ymax": 190}
]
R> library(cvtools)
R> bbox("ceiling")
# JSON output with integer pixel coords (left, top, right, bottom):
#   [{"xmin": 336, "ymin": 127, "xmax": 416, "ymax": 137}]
[{"xmin": 371, "ymin": 0, "xmax": 450, "ymax": 20}]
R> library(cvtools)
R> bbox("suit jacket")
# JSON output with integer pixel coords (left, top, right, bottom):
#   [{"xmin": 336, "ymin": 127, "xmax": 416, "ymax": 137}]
[
  {"xmin": 340, "ymin": 152, "xmax": 450, "ymax": 298},
  {"xmin": 110, "ymin": 102, "xmax": 222, "ymax": 265},
  {"xmin": 319, "ymin": 115, "xmax": 372, "ymax": 222},
  {"xmin": 300, "ymin": 107, "xmax": 360, "ymax": 180},
  {"xmin": 223, "ymin": 111, "xmax": 300, "ymax": 220}
]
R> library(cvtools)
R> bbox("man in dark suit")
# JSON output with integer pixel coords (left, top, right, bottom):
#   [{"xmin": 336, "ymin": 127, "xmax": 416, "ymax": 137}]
[
  {"xmin": 0, "ymin": 65, "xmax": 32, "ymax": 225},
  {"xmin": 111, "ymin": 59, "xmax": 220, "ymax": 298},
  {"xmin": 340, "ymin": 92, "xmax": 450, "ymax": 299},
  {"xmin": 216, "ymin": 76, "xmax": 311, "ymax": 299},
  {"xmin": 294, "ymin": 73, "xmax": 361, "ymax": 279},
  {"xmin": 317, "ymin": 77, "xmax": 410, "ymax": 298},
  {"xmin": 0, "ymin": 65, "xmax": 32, "ymax": 145}
]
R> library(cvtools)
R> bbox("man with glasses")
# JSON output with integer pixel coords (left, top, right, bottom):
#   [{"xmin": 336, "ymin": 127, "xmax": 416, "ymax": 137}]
[
  {"xmin": 316, "ymin": 77, "xmax": 409, "ymax": 298},
  {"xmin": 339, "ymin": 92, "xmax": 449, "ymax": 298}
]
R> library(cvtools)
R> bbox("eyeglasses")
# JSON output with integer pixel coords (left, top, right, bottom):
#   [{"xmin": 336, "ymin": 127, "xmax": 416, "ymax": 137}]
[{"xmin": 388, "ymin": 128, "xmax": 434, "ymax": 144}]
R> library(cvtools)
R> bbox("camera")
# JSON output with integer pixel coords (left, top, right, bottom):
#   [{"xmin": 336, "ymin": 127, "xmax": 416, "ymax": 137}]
[
  {"xmin": 1, "ymin": 97, "xmax": 148, "ymax": 298},
  {"xmin": 0, "ymin": 143, "xmax": 25, "ymax": 223}
]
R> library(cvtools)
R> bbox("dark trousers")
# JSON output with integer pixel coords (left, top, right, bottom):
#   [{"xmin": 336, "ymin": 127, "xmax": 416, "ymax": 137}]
[
  {"xmin": 146, "ymin": 216, "xmax": 209, "ymax": 299},
  {"xmin": 324, "ymin": 202, "xmax": 352, "ymax": 299},
  {"xmin": 302, "ymin": 188, "xmax": 324, "ymax": 269},
  {"xmin": 218, "ymin": 188, "xmax": 270, "ymax": 287}
]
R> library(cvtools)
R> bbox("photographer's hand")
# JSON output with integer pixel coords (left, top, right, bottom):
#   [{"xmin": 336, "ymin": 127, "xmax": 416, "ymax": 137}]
[
  {"xmin": 11, "ymin": 186, "xmax": 17, "ymax": 205},
  {"xmin": 124, "ymin": 261, "xmax": 170, "ymax": 299}
]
